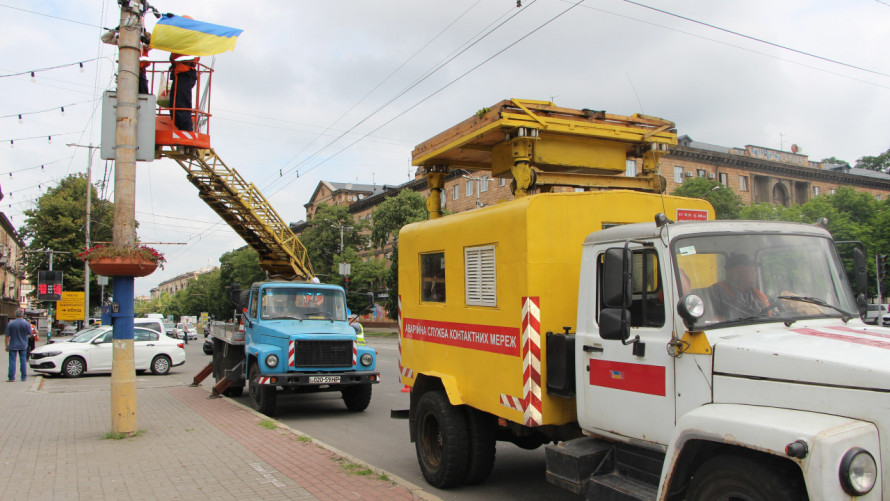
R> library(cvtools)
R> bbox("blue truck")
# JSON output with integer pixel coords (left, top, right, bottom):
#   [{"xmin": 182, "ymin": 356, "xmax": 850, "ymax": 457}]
[{"xmin": 210, "ymin": 281, "xmax": 380, "ymax": 416}]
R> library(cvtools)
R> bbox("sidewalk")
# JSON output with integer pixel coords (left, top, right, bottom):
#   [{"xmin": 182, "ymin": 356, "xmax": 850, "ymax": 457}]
[{"xmin": 0, "ymin": 374, "xmax": 434, "ymax": 500}]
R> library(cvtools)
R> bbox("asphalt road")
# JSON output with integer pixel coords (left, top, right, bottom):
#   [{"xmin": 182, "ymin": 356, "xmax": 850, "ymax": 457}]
[{"xmin": 38, "ymin": 333, "xmax": 581, "ymax": 501}]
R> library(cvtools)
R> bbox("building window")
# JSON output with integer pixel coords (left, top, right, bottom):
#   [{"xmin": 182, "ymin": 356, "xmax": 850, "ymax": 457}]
[
  {"xmin": 466, "ymin": 180, "xmax": 474, "ymax": 197},
  {"xmin": 452, "ymin": 185, "xmax": 459, "ymax": 200},
  {"xmin": 719, "ymin": 172, "xmax": 728, "ymax": 186},
  {"xmin": 499, "ymin": 178, "xmax": 506, "ymax": 187},
  {"xmin": 697, "ymin": 169, "xmax": 706, "ymax": 178},
  {"xmin": 480, "ymin": 175, "xmax": 489, "ymax": 193},
  {"xmin": 625, "ymin": 160, "xmax": 636, "ymax": 177},
  {"xmin": 877, "ymin": 194, "xmax": 882, "ymax": 201},
  {"xmin": 674, "ymin": 167, "xmax": 684, "ymax": 184},
  {"xmin": 813, "ymin": 186, "xmax": 821, "ymax": 196},
  {"xmin": 739, "ymin": 176, "xmax": 749, "ymax": 192},
  {"xmin": 465, "ymin": 245, "xmax": 496, "ymax": 307},
  {"xmin": 421, "ymin": 252, "xmax": 445, "ymax": 302},
  {"xmin": 830, "ymin": 188, "xmax": 836, "ymax": 195}
]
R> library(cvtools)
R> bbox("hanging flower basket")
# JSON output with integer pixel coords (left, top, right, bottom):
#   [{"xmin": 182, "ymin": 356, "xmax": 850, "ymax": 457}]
[
  {"xmin": 88, "ymin": 256, "xmax": 158, "ymax": 277},
  {"xmin": 79, "ymin": 244, "xmax": 166, "ymax": 278}
]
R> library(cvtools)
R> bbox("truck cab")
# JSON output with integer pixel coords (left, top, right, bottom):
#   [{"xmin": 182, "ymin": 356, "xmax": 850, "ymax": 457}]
[
  {"xmin": 213, "ymin": 281, "xmax": 380, "ymax": 416},
  {"xmin": 562, "ymin": 218, "xmax": 884, "ymax": 499}
]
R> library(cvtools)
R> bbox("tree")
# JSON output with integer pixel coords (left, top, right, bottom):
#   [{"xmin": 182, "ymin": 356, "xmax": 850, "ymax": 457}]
[
  {"xmin": 671, "ymin": 177, "xmax": 744, "ymax": 219},
  {"xmin": 370, "ymin": 190, "xmax": 428, "ymax": 318},
  {"xmin": 215, "ymin": 246, "xmax": 264, "ymax": 319},
  {"xmin": 300, "ymin": 204, "xmax": 369, "ymax": 281},
  {"xmin": 855, "ymin": 148, "xmax": 890, "ymax": 173},
  {"xmin": 821, "ymin": 156, "xmax": 849, "ymax": 166},
  {"xmin": 19, "ymin": 174, "xmax": 114, "ymax": 312}
]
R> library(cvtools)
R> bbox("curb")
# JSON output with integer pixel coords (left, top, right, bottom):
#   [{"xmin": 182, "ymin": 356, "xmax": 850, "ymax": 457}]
[{"xmin": 192, "ymin": 383, "xmax": 442, "ymax": 501}]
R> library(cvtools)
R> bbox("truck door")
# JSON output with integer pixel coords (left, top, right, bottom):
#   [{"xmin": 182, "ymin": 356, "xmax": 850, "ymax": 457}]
[
  {"xmin": 246, "ymin": 288, "xmax": 259, "ymax": 343},
  {"xmin": 577, "ymin": 245, "xmax": 676, "ymax": 445}
]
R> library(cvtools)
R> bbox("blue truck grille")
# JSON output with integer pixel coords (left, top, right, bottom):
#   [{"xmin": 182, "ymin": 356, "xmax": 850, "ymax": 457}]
[{"xmin": 293, "ymin": 340, "xmax": 352, "ymax": 368}]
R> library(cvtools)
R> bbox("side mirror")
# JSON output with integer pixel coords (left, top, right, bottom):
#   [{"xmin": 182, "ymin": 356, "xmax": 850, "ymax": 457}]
[
  {"xmin": 600, "ymin": 246, "xmax": 632, "ymax": 342},
  {"xmin": 602, "ymin": 247, "xmax": 632, "ymax": 308},
  {"xmin": 229, "ymin": 283, "xmax": 242, "ymax": 308}
]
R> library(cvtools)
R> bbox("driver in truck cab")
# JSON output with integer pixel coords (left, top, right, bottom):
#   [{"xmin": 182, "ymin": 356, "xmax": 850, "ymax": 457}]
[{"xmin": 707, "ymin": 254, "xmax": 770, "ymax": 320}]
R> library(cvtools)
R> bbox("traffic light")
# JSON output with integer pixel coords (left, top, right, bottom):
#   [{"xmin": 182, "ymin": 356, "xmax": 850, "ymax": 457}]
[{"xmin": 879, "ymin": 254, "xmax": 888, "ymax": 280}]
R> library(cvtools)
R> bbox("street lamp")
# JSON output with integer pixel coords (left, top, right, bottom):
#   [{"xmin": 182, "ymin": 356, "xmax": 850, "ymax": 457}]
[
  {"xmin": 463, "ymin": 174, "xmax": 496, "ymax": 208},
  {"xmin": 67, "ymin": 142, "xmax": 98, "ymax": 325},
  {"xmin": 323, "ymin": 219, "xmax": 353, "ymax": 254}
]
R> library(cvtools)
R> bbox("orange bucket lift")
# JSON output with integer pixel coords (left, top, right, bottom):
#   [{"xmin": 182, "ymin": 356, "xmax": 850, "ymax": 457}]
[{"xmin": 143, "ymin": 60, "xmax": 213, "ymax": 149}]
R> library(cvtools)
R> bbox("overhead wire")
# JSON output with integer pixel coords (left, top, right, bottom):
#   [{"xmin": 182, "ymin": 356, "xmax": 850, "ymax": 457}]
[
  {"xmin": 623, "ymin": 0, "xmax": 890, "ymax": 79},
  {"xmin": 269, "ymin": 0, "xmax": 587, "ymax": 195},
  {"xmin": 0, "ymin": 2, "xmax": 106, "ymax": 29}
]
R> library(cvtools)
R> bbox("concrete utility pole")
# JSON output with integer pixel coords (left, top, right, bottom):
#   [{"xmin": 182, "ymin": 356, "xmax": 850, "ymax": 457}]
[
  {"xmin": 67, "ymin": 143, "xmax": 99, "ymax": 325},
  {"xmin": 111, "ymin": 0, "xmax": 143, "ymax": 435}
]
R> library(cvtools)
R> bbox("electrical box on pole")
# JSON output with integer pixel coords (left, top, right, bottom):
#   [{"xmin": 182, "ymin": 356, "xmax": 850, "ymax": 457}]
[{"xmin": 100, "ymin": 91, "xmax": 157, "ymax": 162}]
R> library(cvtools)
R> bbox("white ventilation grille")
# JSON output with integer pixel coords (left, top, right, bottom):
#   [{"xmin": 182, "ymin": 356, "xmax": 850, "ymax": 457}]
[{"xmin": 465, "ymin": 245, "xmax": 496, "ymax": 307}]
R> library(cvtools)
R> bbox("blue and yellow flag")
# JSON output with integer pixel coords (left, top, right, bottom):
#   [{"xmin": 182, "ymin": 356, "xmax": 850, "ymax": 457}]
[{"xmin": 150, "ymin": 15, "xmax": 243, "ymax": 56}]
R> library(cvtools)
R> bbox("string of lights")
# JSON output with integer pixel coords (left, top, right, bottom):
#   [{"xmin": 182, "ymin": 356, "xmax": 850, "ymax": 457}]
[{"xmin": 0, "ymin": 57, "xmax": 100, "ymax": 79}]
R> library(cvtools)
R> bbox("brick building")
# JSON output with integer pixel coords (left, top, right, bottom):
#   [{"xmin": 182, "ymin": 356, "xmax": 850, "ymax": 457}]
[{"xmin": 150, "ymin": 265, "xmax": 217, "ymax": 300}]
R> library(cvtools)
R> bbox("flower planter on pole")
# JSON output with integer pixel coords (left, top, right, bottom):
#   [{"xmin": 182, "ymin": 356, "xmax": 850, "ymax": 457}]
[{"xmin": 88, "ymin": 256, "xmax": 158, "ymax": 277}]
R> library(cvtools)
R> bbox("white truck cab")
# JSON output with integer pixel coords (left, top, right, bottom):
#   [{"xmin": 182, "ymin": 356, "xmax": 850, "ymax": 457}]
[{"xmin": 565, "ymin": 218, "xmax": 883, "ymax": 499}]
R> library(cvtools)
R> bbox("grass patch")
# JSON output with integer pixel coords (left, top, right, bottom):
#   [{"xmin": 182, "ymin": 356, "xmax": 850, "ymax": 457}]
[
  {"xmin": 258, "ymin": 419, "xmax": 278, "ymax": 430},
  {"xmin": 298, "ymin": 435, "xmax": 312, "ymax": 443},
  {"xmin": 103, "ymin": 429, "xmax": 146, "ymax": 440},
  {"xmin": 337, "ymin": 457, "xmax": 374, "ymax": 476}
]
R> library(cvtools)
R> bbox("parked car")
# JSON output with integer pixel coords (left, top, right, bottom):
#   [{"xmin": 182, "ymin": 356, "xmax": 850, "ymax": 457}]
[
  {"xmin": 29, "ymin": 325, "xmax": 186, "ymax": 377},
  {"xmin": 865, "ymin": 303, "xmax": 886, "ymax": 324},
  {"xmin": 176, "ymin": 322, "xmax": 198, "ymax": 340},
  {"xmin": 883, "ymin": 312, "xmax": 890, "ymax": 327},
  {"xmin": 135, "ymin": 318, "xmax": 166, "ymax": 338},
  {"xmin": 203, "ymin": 335, "xmax": 213, "ymax": 355},
  {"xmin": 163, "ymin": 321, "xmax": 178, "ymax": 338},
  {"xmin": 60, "ymin": 324, "xmax": 79, "ymax": 336}
]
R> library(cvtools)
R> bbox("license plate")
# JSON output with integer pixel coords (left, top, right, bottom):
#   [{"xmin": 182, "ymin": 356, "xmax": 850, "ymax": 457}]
[{"xmin": 309, "ymin": 376, "xmax": 340, "ymax": 384}]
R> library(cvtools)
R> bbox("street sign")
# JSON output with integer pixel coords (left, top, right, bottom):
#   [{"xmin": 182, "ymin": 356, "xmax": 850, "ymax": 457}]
[
  {"xmin": 339, "ymin": 262, "xmax": 352, "ymax": 276},
  {"xmin": 37, "ymin": 271, "xmax": 63, "ymax": 301},
  {"xmin": 57, "ymin": 291, "xmax": 85, "ymax": 321}
]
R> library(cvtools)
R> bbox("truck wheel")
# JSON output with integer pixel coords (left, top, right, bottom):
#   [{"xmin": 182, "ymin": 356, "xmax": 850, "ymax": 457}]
[
  {"xmin": 415, "ymin": 390, "xmax": 469, "ymax": 489},
  {"xmin": 465, "ymin": 408, "xmax": 497, "ymax": 485},
  {"xmin": 223, "ymin": 386, "xmax": 244, "ymax": 397},
  {"xmin": 342, "ymin": 384, "xmax": 372, "ymax": 412},
  {"xmin": 687, "ymin": 453, "xmax": 805, "ymax": 501},
  {"xmin": 248, "ymin": 363, "xmax": 277, "ymax": 416}
]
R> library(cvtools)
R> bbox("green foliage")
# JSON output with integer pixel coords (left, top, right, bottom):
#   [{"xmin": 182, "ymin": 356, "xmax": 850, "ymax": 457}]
[
  {"xmin": 219, "ymin": 246, "xmax": 264, "ymax": 289},
  {"xmin": 741, "ymin": 187, "xmax": 890, "ymax": 298},
  {"xmin": 328, "ymin": 247, "xmax": 388, "ymax": 312},
  {"xmin": 370, "ymin": 190, "xmax": 428, "ymax": 317},
  {"xmin": 301, "ymin": 204, "xmax": 369, "ymax": 281},
  {"xmin": 671, "ymin": 177, "xmax": 743, "ymax": 219},
  {"xmin": 19, "ymin": 174, "xmax": 114, "ymax": 310},
  {"xmin": 821, "ymin": 156, "xmax": 849, "ymax": 166},
  {"xmin": 855, "ymin": 148, "xmax": 890, "ymax": 172}
]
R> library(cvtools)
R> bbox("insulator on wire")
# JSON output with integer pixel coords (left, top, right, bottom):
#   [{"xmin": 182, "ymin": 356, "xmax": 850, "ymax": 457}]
[
  {"xmin": 18, "ymin": 115, "xmax": 22, "ymax": 124},
  {"xmin": 30, "ymin": 72, "xmax": 35, "ymax": 83}
]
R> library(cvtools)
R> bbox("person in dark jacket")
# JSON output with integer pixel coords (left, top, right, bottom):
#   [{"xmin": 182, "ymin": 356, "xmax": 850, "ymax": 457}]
[{"xmin": 5, "ymin": 310, "xmax": 31, "ymax": 382}]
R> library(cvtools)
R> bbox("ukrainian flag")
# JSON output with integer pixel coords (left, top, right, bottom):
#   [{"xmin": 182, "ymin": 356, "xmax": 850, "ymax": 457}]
[{"xmin": 150, "ymin": 15, "xmax": 243, "ymax": 56}]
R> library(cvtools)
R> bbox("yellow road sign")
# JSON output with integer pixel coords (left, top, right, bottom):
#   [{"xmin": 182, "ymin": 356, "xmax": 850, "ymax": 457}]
[{"xmin": 57, "ymin": 291, "xmax": 85, "ymax": 321}]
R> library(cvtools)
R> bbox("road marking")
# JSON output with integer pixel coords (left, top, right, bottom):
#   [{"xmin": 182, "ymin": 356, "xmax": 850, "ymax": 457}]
[{"xmin": 248, "ymin": 462, "xmax": 287, "ymax": 488}]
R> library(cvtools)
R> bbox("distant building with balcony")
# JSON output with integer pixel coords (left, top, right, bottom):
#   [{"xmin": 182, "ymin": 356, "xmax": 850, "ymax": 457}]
[{"xmin": 150, "ymin": 266, "xmax": 217, "ymax": 299}]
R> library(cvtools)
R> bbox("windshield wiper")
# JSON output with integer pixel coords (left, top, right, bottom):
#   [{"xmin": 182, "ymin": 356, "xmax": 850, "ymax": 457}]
[{"xmin": 777, "ymin": 295, "xmax": 854, "ymax": 321}]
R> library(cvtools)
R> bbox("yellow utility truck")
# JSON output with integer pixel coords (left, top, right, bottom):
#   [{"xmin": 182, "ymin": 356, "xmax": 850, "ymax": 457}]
[{"xmin": 397, "ymin": 100, "xmax": 882, "ymax": 500}]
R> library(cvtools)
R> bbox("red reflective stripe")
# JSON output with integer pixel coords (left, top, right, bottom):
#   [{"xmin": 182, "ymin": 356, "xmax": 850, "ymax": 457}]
[
  {"xmin": 828, "ymin": 326, "xmax": 890, "ymax": 340},
  {"xmin": 791, "ymin": 328, "xmax": 890, "ymax": 350},
  {"xmin": 402, "ymin": 318, "xmax": 520, "ymax": 356},
  {"xmin": 589, "ymin": 360, "xmax": 666, "ymax": 396}
]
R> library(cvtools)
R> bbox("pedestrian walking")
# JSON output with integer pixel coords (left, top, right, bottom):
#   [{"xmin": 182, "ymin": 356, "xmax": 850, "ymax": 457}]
[
  {"xmin": 183, "ymin": 323, "xmax": 189, "ymax": 345},
  {"xmin": 5, "ymin": 310, "xmax": 30, "ymax": 382},
  {"xmin": 27, "ymin": 320, "xmax": 38, "ymax": 357}
]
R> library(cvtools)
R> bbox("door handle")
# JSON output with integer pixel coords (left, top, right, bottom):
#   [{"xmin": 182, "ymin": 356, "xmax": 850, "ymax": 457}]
[
  {"xmin": 146, "ymin": 344, "xmax": 154, "ymax": 346},
  {"xmin": 582, "ymin": 344, "xmax": 604, "ymax": 353}
]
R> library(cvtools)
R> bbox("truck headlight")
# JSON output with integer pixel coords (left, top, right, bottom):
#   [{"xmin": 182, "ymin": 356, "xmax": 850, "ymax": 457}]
[
  {"xmin": 360, "ymin": 353, "xmax": 373, "ymax": 366},
  {"xmin": 265, "ymin": 354, "xmax": 279, "ymax": 368},
  {"xmin": 839, "ymin": 448, "xmax": 877, "ymax": 495}
]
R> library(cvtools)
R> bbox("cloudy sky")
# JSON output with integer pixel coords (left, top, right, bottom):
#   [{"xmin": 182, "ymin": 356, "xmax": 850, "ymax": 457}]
[{"xmin": 1, "ymin": 0, "xmax": 888, "ymax": 296}]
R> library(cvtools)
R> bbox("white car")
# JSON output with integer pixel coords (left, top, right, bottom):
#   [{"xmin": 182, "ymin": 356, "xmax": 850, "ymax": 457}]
[
  {"xmin": 29, "ymin": 325, "xmax": 186, "ymax": 377},
  {"xmin": 176, "ymin": 323, "xmax": 198, "ymax": 340}
]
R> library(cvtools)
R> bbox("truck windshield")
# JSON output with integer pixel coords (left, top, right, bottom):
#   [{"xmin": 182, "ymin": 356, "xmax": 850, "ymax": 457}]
[
  {"xmin": 260, "ymin": 288, "xmax": 347, "ymax": 322},
  {"xmin": 673, "ymin": 233, "xmax": 857, "ymax": 329}
]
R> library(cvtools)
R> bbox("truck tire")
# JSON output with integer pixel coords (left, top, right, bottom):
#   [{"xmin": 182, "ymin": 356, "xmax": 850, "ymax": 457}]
[
  {"xmin": 686, "ymin": 453, "xmax": 805, "ymax": 501},
  {"xmin": 465, "ymin": 408, "xmax": 497, "ymax": 485},
  {"xmin": 415, "ymin": 390, "xmax": 469, "ymax": 489},
  {"xmin": 248, "ymin": 363, "xmax": 277, "ymax": 416},
  {"xmin": 342, "ymin": 384, "xmax": 372, "ymax": 412},
  {"xmin": 223, "ymin": 386, "xmax": 244, "ymax": 397}
]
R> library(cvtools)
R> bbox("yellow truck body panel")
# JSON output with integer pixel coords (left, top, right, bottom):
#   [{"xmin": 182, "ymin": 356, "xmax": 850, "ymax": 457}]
[{"xmin": 399, "ymin": 191, "xmax": 714, "ymax": 426}]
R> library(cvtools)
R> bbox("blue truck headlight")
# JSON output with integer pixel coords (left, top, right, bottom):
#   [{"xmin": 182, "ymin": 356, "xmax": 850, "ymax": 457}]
[
  {"xmin": 265, "ymin": 354, "xmax": 279, "ymax": 368},
  {"xmin": 360, "ymin": 353, "xmax": 373, "ymax": 366},
  {"xmin": 839, "ymin": 447, "xmax": 877, "ymax": 495}
]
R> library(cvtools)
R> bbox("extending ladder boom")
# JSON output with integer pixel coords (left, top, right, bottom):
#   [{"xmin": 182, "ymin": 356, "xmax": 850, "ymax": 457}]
[{"xmin": 161, "ymin": 147, "xmax": 314, "ymax": 280}]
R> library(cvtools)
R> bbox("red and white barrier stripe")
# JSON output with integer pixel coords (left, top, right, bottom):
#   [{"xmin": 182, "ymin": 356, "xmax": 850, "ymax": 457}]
[
  {"xmin": 288, "ymin": 340, "xmax": 295, "ymax": 367},
  {"xmin": 172, "ymin": 130, "xmax": 198, "ymax": 141},
  {"xmin": 257, "ymin": 376, "xmax": 272, "ymax": 385},
  {"xmin": 499, "ymin": 393, "xmax": 524, "ymax": 413},
  {"xmin": 521, "ymin": 296, "xmax": 543, "ymax": 427},
  {"xmin": 353, "ymin": 340, "xmax": 357, "ymax": 366}
]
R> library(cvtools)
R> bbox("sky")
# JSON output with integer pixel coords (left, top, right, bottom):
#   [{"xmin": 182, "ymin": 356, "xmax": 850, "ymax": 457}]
[{"xmin": 1, "ymin": 0, "xmax": 888, "ymax": 296}]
